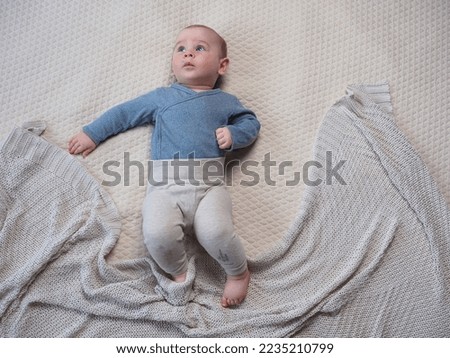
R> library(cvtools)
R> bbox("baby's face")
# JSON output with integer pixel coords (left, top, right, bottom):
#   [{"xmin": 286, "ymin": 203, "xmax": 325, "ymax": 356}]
[{"xmin": 172, "ymin": 27, "xmax": 228, "ymax": 91}]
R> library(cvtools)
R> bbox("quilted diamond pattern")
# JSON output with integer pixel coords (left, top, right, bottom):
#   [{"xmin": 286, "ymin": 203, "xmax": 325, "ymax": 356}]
[{"xmin": 1, "ymin": 0, "xmax": 448, "ymax": 260}]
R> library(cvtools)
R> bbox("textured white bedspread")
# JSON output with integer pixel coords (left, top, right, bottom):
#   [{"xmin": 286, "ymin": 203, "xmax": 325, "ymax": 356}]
[
  {"xmin": 1, "ymin": 84, "xmax": 449, "ymax": 337},
  {"xmin": 1, "ymin": 0, "xmax": 448, "ymax": 261},
  {"xmin": 0, "ymin": 0, "xmax": 449, "ymax": 337}
]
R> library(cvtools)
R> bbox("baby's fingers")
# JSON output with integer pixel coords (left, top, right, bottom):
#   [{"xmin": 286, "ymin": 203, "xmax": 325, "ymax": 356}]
[
  {"xmin": 68, "ymin": 138, "xmax": 78, "ymax": 154},
  {"xmin": 68, "ymin": 138, "xmax": 86, "ymax": 155},
  {"xmin": 82, "ymin": 147, "xmax": 94, "ymax": 158}
]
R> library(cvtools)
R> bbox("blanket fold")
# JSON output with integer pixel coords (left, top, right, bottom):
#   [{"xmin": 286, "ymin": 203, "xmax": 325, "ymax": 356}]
[{"xmin": 1, "ymin": 83, "xmax": 449, "ymax": 337}]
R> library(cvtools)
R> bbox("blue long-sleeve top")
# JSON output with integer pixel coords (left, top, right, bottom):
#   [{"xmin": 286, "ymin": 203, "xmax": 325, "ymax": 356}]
[{"xmin": 83, "ymin": 83, "xmax": 260, "ymax": 160}]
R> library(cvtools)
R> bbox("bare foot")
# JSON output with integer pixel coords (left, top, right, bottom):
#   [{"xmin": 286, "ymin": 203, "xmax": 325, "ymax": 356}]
[
  {"xmin": 172, "ymin": 272, "xmax": 187, "ymax": 283},
  {"xmin": 221, "ymin": 269, "xmax": 250, "ymax": 308}
]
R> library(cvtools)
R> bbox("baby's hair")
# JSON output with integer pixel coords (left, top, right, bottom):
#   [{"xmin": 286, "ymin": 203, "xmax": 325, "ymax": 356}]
[{"xmin": 183, "ymin": 24, "xmax": 228, "ymax": 58}]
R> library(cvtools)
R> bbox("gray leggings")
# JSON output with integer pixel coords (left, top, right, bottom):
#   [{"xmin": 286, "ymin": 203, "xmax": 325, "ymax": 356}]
[{"xmin": 142, "ymin": 158, "xmax": 247, "ymax": 277}]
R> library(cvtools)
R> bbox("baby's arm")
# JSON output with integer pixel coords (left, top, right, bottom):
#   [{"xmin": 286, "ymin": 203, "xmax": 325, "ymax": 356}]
[
  {"xmin": 67, "ymin": 89, "xmax": 161, "ymax": 157},
  {"xmin": 68, "ymin": 132, "xmax": 97, "ymax": 158},
  {"xmin": 224, "ymin": 99, "xmax": 260, "ymax": 151}
]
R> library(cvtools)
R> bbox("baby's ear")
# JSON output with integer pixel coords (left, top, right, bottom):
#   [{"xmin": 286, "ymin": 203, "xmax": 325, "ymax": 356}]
[{"xmin": 218, "ymin": 58, "xmax": 229, "ymax": 76}]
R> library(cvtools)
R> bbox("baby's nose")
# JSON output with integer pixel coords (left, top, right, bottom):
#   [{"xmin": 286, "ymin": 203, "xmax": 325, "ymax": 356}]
[{"xmin": 183, "ymin": 52, "xmax": 194, "ymax": 58}]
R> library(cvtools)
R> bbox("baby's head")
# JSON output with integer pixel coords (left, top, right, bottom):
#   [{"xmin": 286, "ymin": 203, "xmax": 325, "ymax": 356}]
[{"xmin": 172, "ymin": 25, "xmax": 229, "ymax": 91}]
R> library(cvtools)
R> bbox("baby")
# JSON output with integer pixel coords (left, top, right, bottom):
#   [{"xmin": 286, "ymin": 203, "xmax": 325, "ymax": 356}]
[{"xmin": 68, "ymin": 25, "xmax": 260, "ymax": 307}]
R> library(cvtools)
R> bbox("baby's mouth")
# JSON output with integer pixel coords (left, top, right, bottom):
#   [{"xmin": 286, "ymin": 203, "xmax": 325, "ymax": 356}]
[{"xmin": 183, "ymin": 62, "xmax": 194, "ymax": 68}]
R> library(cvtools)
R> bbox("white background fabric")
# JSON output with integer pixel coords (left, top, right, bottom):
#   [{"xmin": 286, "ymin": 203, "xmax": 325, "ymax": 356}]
[{"xmin": 1, "ymin": 0, "xmax": 448, "ymax": 261}]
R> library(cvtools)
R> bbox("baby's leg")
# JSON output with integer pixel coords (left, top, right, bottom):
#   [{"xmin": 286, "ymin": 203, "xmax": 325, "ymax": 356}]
[
  {"xmin": 194, "ymin": 185, "xmax": 250, "ymax": 307},
  {"xmin": 142, "ymin": 188, "xmax": 188, "ymax": 281}
]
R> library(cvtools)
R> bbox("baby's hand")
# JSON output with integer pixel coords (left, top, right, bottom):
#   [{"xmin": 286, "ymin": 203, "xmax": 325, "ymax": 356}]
[
  {"xmin": 215, "ymin": 127, "xmax": 232, "ymax": 150},
  {"xmin": 68, "ymin": 132, "xmax": 97, "ymax": 158}
]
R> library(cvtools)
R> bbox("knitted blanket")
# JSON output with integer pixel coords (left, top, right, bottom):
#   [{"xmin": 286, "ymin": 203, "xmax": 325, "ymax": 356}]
[{"xmin": 1, "ymin": 84, "xmax": 449, "ymax": 337}]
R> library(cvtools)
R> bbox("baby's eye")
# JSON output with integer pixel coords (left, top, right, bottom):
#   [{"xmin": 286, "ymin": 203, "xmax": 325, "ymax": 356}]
[
  {"xmin": 195, "ymin": 45, "xmax": 206, "ymax": 51},
  {"xmin": 177, "ymin": 46, "xmax": 186, "ymax": 52}
]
